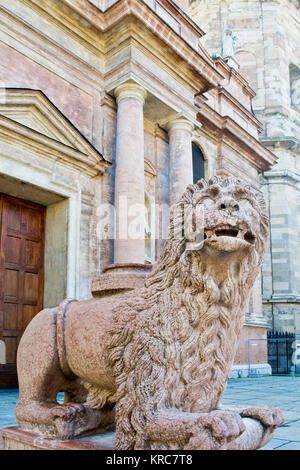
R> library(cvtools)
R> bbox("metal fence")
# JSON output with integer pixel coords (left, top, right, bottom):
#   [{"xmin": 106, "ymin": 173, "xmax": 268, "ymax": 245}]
[{"xmin": 267, "ymin": 331, "xmax": 300, "ymax": 375}]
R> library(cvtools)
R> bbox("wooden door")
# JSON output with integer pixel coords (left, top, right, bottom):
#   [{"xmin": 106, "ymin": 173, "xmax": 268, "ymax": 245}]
[{"xmin": 0, "ymin": 193, "xmax": 45, "ymax": 388}]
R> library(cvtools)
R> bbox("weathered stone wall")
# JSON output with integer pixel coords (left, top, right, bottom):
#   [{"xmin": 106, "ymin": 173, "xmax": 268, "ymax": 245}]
[
  {"xmin": 234, "ymin": 325, "xmax": 268, "ymax": 366},
  {"xmin": 262, "ymin": 174, "xmax": 300, "ymax": 300},
  {"xmin": 0, "ymin": 42, "xmax": 95, "ymax": 143}
]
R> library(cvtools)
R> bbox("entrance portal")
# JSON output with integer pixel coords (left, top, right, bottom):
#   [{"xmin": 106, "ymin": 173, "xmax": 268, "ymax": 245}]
[{"xmin": 0, "ymin": 193, "xmax": 45, "ymax": 388}]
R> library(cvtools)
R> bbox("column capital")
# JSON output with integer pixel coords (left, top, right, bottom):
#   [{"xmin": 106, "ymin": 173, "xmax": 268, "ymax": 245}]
[
  {"xmin": 165, "ymin": 116, "xmax": 194, "ymax": 134},
  {"xmin": 114, "ymin": 82, "xmax": 147, "ymax": 105}
]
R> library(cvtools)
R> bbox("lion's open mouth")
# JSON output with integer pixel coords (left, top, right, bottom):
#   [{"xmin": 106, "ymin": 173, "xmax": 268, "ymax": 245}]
[
  {"xmin": 215, "ymin": 228, "xmax": 239, "ymax": 238},
  {"xmin": 204, "ymin": 225, "xmax": 256, "ymax": 245}
]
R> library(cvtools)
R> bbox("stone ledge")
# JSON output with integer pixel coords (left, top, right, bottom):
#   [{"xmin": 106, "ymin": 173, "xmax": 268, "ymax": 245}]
[
  {"xmin": 262, "ymin": 169, "xmax": 300, "ymax": 186},
  {"xmin": 0, "ymin": 426, "xmax": 116, "ymax": 450},
  {"xmin": 245, "ymin": 312, "xmax": 270, "ymax": 328},
  {"xmin": 91, "ymin": 263, "xmax": 152, "ymax": 297},
  {"xmin": 263, "ymin": 295, "xmax": 300, "ymax": 303},
  {"xmin": 229, "ymin": 363, "xmax": 272, "ymax": 379}
]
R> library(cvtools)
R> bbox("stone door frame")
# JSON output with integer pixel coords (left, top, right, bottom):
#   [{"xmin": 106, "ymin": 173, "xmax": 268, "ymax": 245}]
[{"xmin": 0, "ymin": 89, "xmax": 108, "ymax": 307}]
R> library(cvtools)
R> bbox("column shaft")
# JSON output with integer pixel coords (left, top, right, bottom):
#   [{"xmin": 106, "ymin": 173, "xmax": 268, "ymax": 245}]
[
  {"xmin": 114, "ymin": 83, "xmax": 147, "ymax": 264},
  {"xmin": 167, "ymin": 118, "xmax": 194, "ymax": 207}
]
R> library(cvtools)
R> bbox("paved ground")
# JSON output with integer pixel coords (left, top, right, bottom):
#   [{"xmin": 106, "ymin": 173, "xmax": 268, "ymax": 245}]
[
  {"xmin": 221, "ymin": 376, "xmax": 300, "ymax": 450},
  {"xmin": 0, "ymin": 376, "xmax": 299, "ymax": 450}
]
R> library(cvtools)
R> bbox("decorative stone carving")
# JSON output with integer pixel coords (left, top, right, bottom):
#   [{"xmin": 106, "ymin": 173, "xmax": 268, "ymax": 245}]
[
  {"xmin": 15, "ymin": 176, "xmax": 283, "ymax": 450},
  {"xmin": 222, "ymin": 27, "xmax": 235, "ymax": 59},
  {"xmin": 221, "ymin": 28, "xmax": 240, "ymax": 72}
]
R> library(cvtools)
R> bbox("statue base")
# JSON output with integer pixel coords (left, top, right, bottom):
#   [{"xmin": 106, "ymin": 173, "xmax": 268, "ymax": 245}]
[
  {"xmin": 0, "ymin": 426, "xmax": 116, "ymax": 450},
  {"xmin": 91, "ymin": 263, "xmax": 152, "ymax": 297},
  {"xmin": 0, "ymin": 425, "xmax": 273, "ymax": 451}
]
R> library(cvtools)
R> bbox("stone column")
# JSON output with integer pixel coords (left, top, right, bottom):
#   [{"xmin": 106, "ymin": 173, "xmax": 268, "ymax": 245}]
[
  {"xmin": 166, "ymin": 117, "xmax": 194, "ymax": 207},
  {"xmin": 114, "ymin": 82, "xmax": 147, "ymax": 264}
]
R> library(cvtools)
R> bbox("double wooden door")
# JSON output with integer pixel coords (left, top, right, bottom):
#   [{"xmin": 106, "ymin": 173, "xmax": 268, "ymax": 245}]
[{"xmin": 0, "ymin": 193, "xmax": 45, "ymax": 387}]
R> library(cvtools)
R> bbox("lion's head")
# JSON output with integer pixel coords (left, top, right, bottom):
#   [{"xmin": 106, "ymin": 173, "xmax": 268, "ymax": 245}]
[
  {"xmin": 186, "ymin": 177, "xmax": 267, "ymax": 253},
  {"xmin": 147, "ymin": 176, "xmax": 268, "ymax": 291},
  {"xmin": 111, "ymin": 176, "xmax": 269, "ymax": 450}
]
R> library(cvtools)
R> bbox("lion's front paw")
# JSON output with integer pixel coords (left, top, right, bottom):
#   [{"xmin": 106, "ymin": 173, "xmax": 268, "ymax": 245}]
[
  {"xmin": 239, "ymin": 405, "xmax": 284, "ymax": 449},
  {"xmin": 241, "ymin": 405, "xmax": 284, "ymax": 430},
  {"xmin": 185, "ymin": 410, "xmax": 246, "ymax": 450}
]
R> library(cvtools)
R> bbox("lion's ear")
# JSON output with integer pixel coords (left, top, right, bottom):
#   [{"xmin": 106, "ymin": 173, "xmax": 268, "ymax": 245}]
[
  {"xmin": 183, "ymin": 204, "xmax": 205, "ymax": 243},
  {"xmin": 184, "ymin": 206, "xmax": 196, "ymax": 242}
]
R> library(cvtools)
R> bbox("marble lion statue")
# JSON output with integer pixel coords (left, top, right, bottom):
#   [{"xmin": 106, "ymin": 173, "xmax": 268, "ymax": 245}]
[{"xmin": 16, "ymin": 176, "xmax": 283, "ymax": 450}]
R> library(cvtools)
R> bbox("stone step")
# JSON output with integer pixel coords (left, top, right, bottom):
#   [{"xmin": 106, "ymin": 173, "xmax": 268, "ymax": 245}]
[{"xmin": 0, "ymin": 426, "xmax": 116, "ymax": 450}]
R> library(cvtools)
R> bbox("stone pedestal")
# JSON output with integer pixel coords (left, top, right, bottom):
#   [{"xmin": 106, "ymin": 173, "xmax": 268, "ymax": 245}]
[
  {"xmin": 91, "ymin": 263, "xmax": 152, "ymax": 297},
  {"xmin": 0, "ymin": 426, "xmax": 115, "ymax": 450}
]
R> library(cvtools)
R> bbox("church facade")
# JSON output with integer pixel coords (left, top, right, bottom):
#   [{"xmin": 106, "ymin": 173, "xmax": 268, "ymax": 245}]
[
  {"xmin": 0, "ymin": 0, "xmax": 278, "ymax": 387},
  {"xmin": 187, "ymin": 0, "xmax": 300, "ymax": 334}
]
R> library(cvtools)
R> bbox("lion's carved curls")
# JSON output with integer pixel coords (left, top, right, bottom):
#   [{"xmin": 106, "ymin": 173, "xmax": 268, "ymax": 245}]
[
  {"xmin": 16, "ymin": 176, "xmax": 284, "ymax": 451},
  {"xmin": 106, "ymin": 176, "xmax": 269, "ymax": 449}
]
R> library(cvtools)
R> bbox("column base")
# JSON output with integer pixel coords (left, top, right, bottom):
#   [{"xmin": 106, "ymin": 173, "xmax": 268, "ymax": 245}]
[
  {"xmin": 91, "ymin": 263, "xmax": 152, "ymax": 298},
  {"xmin": 0, "ymin": 426, "xmax": 116, "ymax": 450}
]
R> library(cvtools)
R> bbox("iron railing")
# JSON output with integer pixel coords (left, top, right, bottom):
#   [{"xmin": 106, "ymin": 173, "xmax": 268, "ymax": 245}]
[{"xmin": 267, "ymin": 331, "xmax": 300, "ymax": 375}]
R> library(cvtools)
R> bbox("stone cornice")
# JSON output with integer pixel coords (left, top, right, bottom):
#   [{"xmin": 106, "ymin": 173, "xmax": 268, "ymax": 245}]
[
  {"xmin": 32, "ymin": 0, "xmax": 104, "ymax": 49},
  {"xmin": 148, "ymin": 0, "xmax": 206, "ymax": 37},
  {"xmin": 104, "ymin": 26, "xmax": 207, "ymax": 93},
  {"xmin": 245, "ymin": 312, "xmax": 270, "ymax": 329},
  {"xmin": 65, "ymin": 0, "xmax": 207, "ymax": 37},
  {"xmin": 213, "ymin": 57, "xmax": 256, "ymax": 99},
  {"xmin": 216, "ymin": 87, "xmax": 263, "ymax": 131},
  {"xmin": 197, "ymin": 103, "xmax": 277, "ymax": 172},
  {"xmin": 0, "ymin": 116, "xmax": 105, "ymax": 177},
  {"xmin": 262, "ymin": 169, "xmax": 300, "ymax": 188},
  {"xmin": 0, "ymin": 0, "xmax": 223, "ymax": 115},
  {"xmin": 0, "ymin": 3, "xmax": 104, "ymax": 90},
  {"xmin": 259, "ymin": 136, "xmax": 300, "ymax": 154},
  {"xmin": 263, "ymin": 294, "xmax": 300, "ymax": 303},
  {"xmin": 62, "ymin": 0, "xmax": 223, "ymax": 91},
  {"xmin": 13, "ymin": 0, "xmax": 105, "ymax": 54},
  {"xmin": 0, "ymin": 89, "xmax": 110, "ymax": 176},
  {"xmin": 104, "ymin": 62, "xmax": 201, "ymax": 124}
]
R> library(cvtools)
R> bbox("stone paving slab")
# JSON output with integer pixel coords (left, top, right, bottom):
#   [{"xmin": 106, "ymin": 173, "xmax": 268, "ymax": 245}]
[
  {"xmin": 223, "ymin": 376, "xmax": 300, "ymax": 450},
  {"xmin": 0, "ymin": 376, "xmax": 299, "ymax": 450},
  {"xmin": 274, "ymin": 441, "xmax": 300, "ymax": 450}
]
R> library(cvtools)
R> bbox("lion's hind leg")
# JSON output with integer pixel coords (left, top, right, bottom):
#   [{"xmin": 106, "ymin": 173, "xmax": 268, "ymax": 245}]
[
  {"xmin": 15, "ymin": 307, "xmax": 79, "ymax": 438},
  {"xmin": 47, "ymin": 380, "xmax": 116, "ymax": 440},
  {"xmin": 16, "ymin": 392, "xmax": 114, "ymax": 440},
  {"xmin": 16, "ymin": 305, "xmax": 115, "ymax": 440},
  {"xmin": 44, "ymin": 400, "xmax": 115, "ymax": 440}
]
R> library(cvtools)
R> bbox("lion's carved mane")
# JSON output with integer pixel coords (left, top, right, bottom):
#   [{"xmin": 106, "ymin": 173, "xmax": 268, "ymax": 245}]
[
  {"xmin": 93, "ymin": 176, "xmax": 269, "ymax": 450},
  {"xmin": 15, "ymin": 176, "xmax": 285, "ymax": 451}
]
